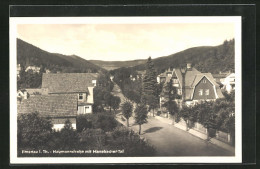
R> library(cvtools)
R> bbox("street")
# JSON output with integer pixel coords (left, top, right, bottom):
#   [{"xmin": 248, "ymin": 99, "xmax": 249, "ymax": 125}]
[
  {"xmin": 117, "ymin": 115, "xmax": 234, "ymax": 156},
  {"xmin": 112, "ymin": 82, "xmax": 234, "ymax": 156}
]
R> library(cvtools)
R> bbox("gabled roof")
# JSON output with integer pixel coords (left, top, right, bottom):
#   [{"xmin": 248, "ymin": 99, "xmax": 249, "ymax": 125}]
[
  {"xmin": 174, "ymin": 68, "xmax": 201, "ymax": 87},
  {"xmin": 42, "ymin": 73, "xmax": 98, "ymax": 93},
  {"xmin": 17, "ymin": 94, "xmax": 78, "ymax": 117}
]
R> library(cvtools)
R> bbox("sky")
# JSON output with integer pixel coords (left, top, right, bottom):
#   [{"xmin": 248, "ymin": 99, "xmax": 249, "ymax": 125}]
[{"xmin": 17, "ymin": 23, "xmax": 235, "ymax": 61}]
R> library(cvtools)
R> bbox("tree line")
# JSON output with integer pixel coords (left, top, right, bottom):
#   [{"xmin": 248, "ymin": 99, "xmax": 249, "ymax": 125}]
[{"xmin": 18, "ymin": 111, "xmax": 155, "ymax": 157}]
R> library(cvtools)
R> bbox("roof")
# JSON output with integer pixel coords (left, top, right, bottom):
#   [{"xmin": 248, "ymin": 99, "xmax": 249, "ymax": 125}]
[
  {"xmin": 162, "ymin": 67, "xmax": 224, "ymax": 100},
  {"xmin": 42, "ymin": 73, "xmax": 98, "ymax": 93},
  {"xmin": 25, "ymin": 88, "xmax": 42, "ymax": 95},
  {"xmin": 212, "ymin": 74, "xmax": 228, "ymax": 78},
  {"xmin": 17, "ymin": 94, "xmax": 78, "ymax": 117},
  {"xmin": 174, "ymin": 68, "xmax": 201, "ymax": 87}
]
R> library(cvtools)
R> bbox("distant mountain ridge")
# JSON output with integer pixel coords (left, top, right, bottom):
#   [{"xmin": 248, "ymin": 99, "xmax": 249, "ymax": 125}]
[
  {"xmin": 17, "ymin": 38, "xmax": 234, "ymax": 75},
  {"xmin": 89, "ymin": 59, "xmax": 146, "ymax": 70},
  {"xmin": 17, "ymin": 39, "xmax": 104, "ymax": 73}
]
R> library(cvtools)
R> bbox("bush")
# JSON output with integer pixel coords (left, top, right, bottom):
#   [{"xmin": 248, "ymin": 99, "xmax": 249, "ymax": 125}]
[
  {"xmin": 108, "ymin": 126, "xmax": 156, "ymax": 156},
  {"xmin": 76, "ymin": 115, "xmax": 93, "ymax": 132},
  {"xmin": 18, "ymin": 112, "xmax": 53, "ymax": 149},
  {"xmin": 76, "ymin": 113, "xmax": 118, "ymax": 132},
  {"xmin": 95, "ymin": 113, "xmax": 118, "ymax": 132},
  {"xmin": 78, "ymin": 128, "xmax": 106, "ymax": 148},
  {"xmin": 156, "ymin": 111, "xmax": 161, "ymax": 116}
]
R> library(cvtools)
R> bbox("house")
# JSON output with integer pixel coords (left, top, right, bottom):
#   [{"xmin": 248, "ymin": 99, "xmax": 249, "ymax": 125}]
[
  {"xmin": 136, "ymin": 70, "xmax": 146, "ymax": 79},
  {"xmin": 160, "ymin": 63, "xmax": 224, "ymax": 108},
  {"xmin": 17, "ymin": 89, "xmax": 29, "ymax": 101},
  {"xmin": 17, "ymin": 64, "xmax": 21, "ymax": 77},
  {"xmin": 157, "ymin": 68, "xmax": 173, "ymax": 83},
  {"xmin": 110, "ymin": 75, "xmax": 114, "ymax": 81},
  {"xmin": 213, "ymin": 72, "xmax": 235, "ymax": 93},
  {"xmin": 41, "ymin": 73, "xmax": 97, "ymax": 114},
  {"xmin": 25, "ymin": 66, "xmax": 41, "ymax": 73},
  {"xmin": 222, "ymin": 73, "xmax": 235, "ymax": 93},
  {"xmin": 130, "ymin": 74, "xmax": 136, "ymax": 81},
  {"xmin": 45, "ymin": 68, "xmax": 51, "ymax": 74},
  {"xmin": 17, "ymin": 94, "xmax": 78, "ymax": 131}
]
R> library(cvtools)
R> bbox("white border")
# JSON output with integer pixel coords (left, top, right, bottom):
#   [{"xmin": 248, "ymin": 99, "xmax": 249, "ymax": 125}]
[{"xmin": 10, "ymin": 16, "xmax": 242, "ymax": 164}]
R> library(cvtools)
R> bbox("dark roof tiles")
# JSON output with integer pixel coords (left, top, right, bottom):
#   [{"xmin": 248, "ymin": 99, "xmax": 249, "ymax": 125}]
[
  {"xmin": 17, "ymin": 94, "xmax": 78, "ymax": 117},
  {"xmin": 42, "ymin": 73, "xmax": 97, "ymax": 93}
]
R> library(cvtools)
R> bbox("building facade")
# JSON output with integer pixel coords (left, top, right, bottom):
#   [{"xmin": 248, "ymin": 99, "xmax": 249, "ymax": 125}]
[{"xmin": 159, "ymin": 64, "xmax": 224, "ymax": 109}]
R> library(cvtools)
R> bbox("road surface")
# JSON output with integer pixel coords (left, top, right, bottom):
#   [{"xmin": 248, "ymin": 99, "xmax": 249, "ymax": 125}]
[{"xmin": 116, "ymin": 114, "xmax": 234, "ymax": 156}]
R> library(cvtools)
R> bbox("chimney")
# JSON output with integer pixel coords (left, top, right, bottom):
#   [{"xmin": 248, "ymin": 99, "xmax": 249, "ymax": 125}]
[{"xmin": 187, "ymin": 63, "xmax": 192, "ymax": 70}]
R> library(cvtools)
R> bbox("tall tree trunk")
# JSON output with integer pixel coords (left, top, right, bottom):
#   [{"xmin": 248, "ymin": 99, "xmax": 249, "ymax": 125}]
[
  {"xmin": 139, "ymin": 124, "xmax": 141, "ymax": 135},
  {"xmin": 185, "ymin": 120, "xmax": 189, "ymax": 131},
  {"xmin": 127, "ymin": 118, "xmax": 129, "ymax": 127},
  {"xmin": 153, "ymin": 109, "xmax": 155, "ymax": 117}
]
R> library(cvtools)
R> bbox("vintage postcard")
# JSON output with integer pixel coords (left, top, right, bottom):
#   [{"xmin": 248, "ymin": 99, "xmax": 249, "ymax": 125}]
[{"xmin": 10, "ymin": 16, "xmax": 241, "ymax": 164}]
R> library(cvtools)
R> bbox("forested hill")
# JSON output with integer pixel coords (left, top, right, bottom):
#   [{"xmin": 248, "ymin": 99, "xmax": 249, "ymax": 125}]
[
  {"xmin": 129, "ymin": 39, "xmax": 235, "ymax": 74},
  {"xmin": 17, "ymin": 39, "xmax": 104, "ymax": 73}
]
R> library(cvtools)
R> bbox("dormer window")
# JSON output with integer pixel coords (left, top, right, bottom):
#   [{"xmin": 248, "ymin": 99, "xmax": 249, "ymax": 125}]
[{"xmin": 78, "ymin": 93, "xmax": 83, "ymax": 100}]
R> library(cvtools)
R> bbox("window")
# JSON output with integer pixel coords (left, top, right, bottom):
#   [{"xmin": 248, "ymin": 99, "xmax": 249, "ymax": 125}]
[
  {"xmin": 202, "ymin": 79, "xmax": 207, "ymax": 83},
  {"xmin": 199, "ymin": 89, "xmax": 203, "ymax": 96},
  {"xmin": 178, "ymin": 89, "xmax": 182, "ymax": 95},
  {"xmin": 173, "ymin": 78, "xmax": 178, "ymax": 83},
  {"xmin": 205, "ymin": 89, "xmax": 209, "ymax": 95},
  {"xmin": 78, "ymin": 93, "xmax": 83, "ymax": 100}
]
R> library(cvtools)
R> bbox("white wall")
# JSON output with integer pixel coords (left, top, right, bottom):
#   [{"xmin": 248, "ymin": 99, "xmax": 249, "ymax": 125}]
[
  {"xmin": 84, "ymin": 105, "xmax": 92, "ymax": 113},
  {"xmin": 52, "ymin": 123, "xmax": 76, "ymax": 131},
  {"xmin": 87, "ymin": 87, "xmax": 94, "ymax": 104}
]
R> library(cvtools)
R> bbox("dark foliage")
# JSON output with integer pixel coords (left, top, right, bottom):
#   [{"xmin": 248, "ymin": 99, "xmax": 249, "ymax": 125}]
[
  {"xmin": 112, "ymin": 39, "xmax": 234, "ymax": 75},
  {"xmin": 122, "ymin": 101, "xmax": 133, "ymax": 127},
  {"xmin": 134, "ymin": 103, "xmax": 148, "ymax": 135},
  {"xmin": 18, "ymin": 112, "xmax": 53, "ymax": 148}
]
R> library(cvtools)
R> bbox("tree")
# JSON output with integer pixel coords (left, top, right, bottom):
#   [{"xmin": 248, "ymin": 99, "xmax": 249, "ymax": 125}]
[
  {"xmin": 134, "ymin": 104, "xmax": 148, "ymax": 135},
  {"xmin": 95, "ymin": 113, "xmax": 118, "ymax": 132},
  {"xmin": 111, "ymin": 96, "xmax": 121, "ymax": 113},
  {"xmin": 122, "ymin": 101, "xmax": 133, "ymax": 127},
  {"xmin": 142, "ymin": 57, "xmax": 159, "ymax": 110},
  {"xmin": 195, "ymin": 101, "xmax": 217, "ymax": 140},
  {"xmin": 161, "ymin": 79, "xmax": 180, "ymax": 123},
  {"xmin": 146, "ymin": 95, "xmax": 158, "ymax": 117},
  {"xmin": 59, "ymin": 119, "xmax": 79, "ymax": 149},
  {"xmin": 104, "ymin": 92, "xmax": 113, "ymax": 112},
  {"xmin": 178, "ymin": 106, "xmax": 196, "ymax": 131},
  {"xmin": 18, "ymin": 112, "xmax": 53, "ymax": 148}
]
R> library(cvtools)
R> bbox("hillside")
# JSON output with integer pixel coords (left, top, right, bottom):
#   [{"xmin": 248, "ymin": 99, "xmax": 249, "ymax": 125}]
[
  {"xmin": 114, "ymin": 39, "xmax": 235, "ymax": 74},
  {"xmin": 89, "ymin": 59, "xmax": 146, "ymax": 70},
  {"xmin": 17, "ymin": 39, "xmax": 104, "ymax": 73}
]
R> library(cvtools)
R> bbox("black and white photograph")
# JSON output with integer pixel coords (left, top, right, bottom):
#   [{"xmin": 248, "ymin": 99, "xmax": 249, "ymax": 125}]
[{"xmin": 10, "ymin": 16, "xmax": 242, "ymax": 164}]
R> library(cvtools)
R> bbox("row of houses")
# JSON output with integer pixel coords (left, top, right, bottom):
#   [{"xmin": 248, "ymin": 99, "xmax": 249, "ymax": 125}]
[
  {"xmin": 17, "ymin": 73, "xmax": 98, "ymax": 131},
  {"xmin": 157, "ymin": 63, "xmax": 234, "ymax": 109},
  {"xmin": 17, "ymin": 64, "xmax": 51, "ymax": 77}
]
